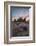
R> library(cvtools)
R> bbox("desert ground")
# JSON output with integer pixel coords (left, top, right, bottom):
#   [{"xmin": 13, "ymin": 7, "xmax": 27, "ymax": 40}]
[{"xmin": 11, "ymin": 22, "xmax": 29, "ymax": 37}]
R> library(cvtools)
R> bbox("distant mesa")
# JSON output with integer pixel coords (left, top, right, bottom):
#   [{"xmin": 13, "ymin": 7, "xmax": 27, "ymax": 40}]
[{"xmin": 12, "ymin": 15, "xmax": 29, "ymax": 22}]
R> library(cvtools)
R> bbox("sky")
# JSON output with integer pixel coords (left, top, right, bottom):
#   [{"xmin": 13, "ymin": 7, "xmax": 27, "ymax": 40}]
[{"xmin": 10, "ymin": 6, "xmax": 29, "ymax": 21}]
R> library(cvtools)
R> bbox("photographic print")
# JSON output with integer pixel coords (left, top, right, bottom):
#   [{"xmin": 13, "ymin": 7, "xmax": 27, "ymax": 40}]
[
  {"xmin": 4, "ymin": 2, "xmax": 35, "ymax": 44},
  {"xmin": 10, "ymin": 6, "xmax": 30, "ymax": 37}
]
